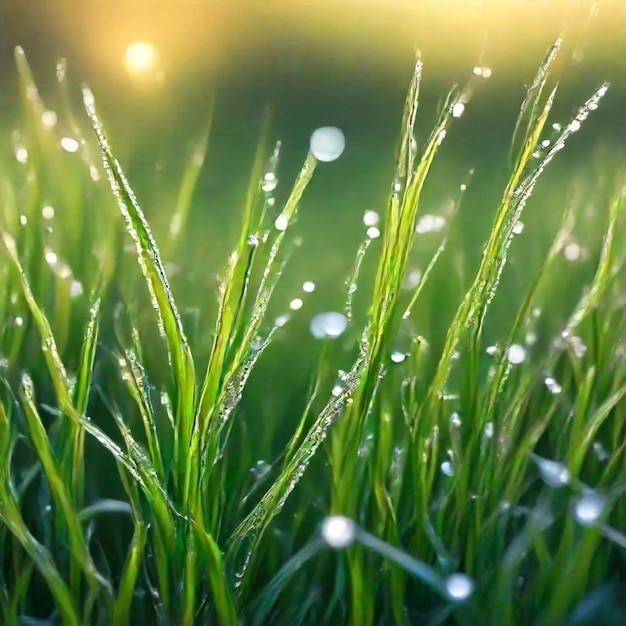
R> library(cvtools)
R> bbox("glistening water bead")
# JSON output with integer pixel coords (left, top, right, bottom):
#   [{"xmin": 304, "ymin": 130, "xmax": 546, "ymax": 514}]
[
  {"xmin": 309, "ymin": 127, "xmax": 345, "ymax": 162},
  {"xmin": 445, "ymin": 573, "xmax": 475, "ymax": 601},
  {"xmin": 310, "ymin": 312, "xmax": 348, "ymax": 339},
  {"xmin": 321, "ymin": 516, "xmax": 356, "ymax": 549}
]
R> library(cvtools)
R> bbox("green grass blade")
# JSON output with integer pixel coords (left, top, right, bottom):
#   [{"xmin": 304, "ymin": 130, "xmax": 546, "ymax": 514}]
[{"xmin": 82, "ymin": 86, "xmax": 196, "ymax": 503}]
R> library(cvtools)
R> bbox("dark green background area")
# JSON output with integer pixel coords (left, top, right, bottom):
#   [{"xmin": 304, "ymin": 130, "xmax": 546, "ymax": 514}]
[{"xmin": 1, "ymin": 1, "xmax": 624, "ymax": 447}]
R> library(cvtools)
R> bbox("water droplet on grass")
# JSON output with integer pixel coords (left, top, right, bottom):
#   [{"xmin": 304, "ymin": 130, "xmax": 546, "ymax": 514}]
[
  {"xmin": 441, "ymin": 461, "xmax": 454, "ymax": 476},
  {"xmin": 545, "ymin": 377, "xmax": 562, "ymax": 394},
  {"xmin": 289, "ymin": 298, "xmax": 303, "ymax": 311},
  {"xmin": 363, "ymin": 210, "xmax": 379, "ymax": 226},
  {"xmin": 416, "ymin": 214, "xmax": 446, "ymax": 234},
  {"xmin": 321, "ymin": 516, "xmax": 356, "ymax": 549},
  {"xmin": 451, "ymin": 102, "xmax": 465, "ymax": 118},
  {"xmin": 310, "ymin": 311, "xmax": 348, "ymax": 339},
  {"xmin": 391, "ymin": 352, "xmax": 405, "ymax": 363},
  {"xmin": 60, "ymin": 136, "xmax": 79, "ymax": 152},
  {"xmin": 573, "ymin": 491, "xmax": 606, "ymax": 525},
  {"xmin": 593, "ymin": 441, "xmax": 609, "ymax": 462},
  {"xmin": 310, "ymin": 127, "xmax": 345, "ymax": 162},
  {"xmin": 507, "ymin": 344, "xmax": 527, "ymax": 364},
  {"xmin": 563, "ymin": 242, "xmax": 583, "ymax": 261},
  {"xmin": 261, "ymin": 172, "xmax": 278, "ymax": 192},
  {"xmin": 535, "ymin": 456, "xmax": 570, "ymax": 487},
  {"xmin": 274, "ymin": 214, "xmax": 288, "ymax": 231},
  {"xmin": 15, "ymin": 147, "xmax": 28, "ymax": 164},
  {"xmin": 445, "ymin": 573, "xmax": 474, "ymax": 601},
  {"xmin": 42, "ymin": 205, "xmax": 55, "ymax": 219},
  {"xmin": 41, "ymin": 110, "xmax": 57, "ymax": 128},
  {"xmin": 366, "ymin": 226, "xmax": 380, "ymax": 239}
]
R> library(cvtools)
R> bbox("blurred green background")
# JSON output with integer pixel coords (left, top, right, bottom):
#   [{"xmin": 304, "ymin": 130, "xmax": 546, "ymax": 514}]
[{"xmin": 1, "ymin": 0, "xmax": 625, "ymax": 432}]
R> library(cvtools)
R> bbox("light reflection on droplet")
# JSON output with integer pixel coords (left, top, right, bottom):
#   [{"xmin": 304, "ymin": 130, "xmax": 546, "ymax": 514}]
[
  {"xmin": 15, "ymin": 147, "xmax": 28, "ymax": 164},
  {"xmin": 445, "ymin": 573, "xmax": 474, "ymax": 601},
  {"xmin": 261, "ymin": 172, "xmax": 278, "ymax": 192},
  {"xmin": 366, "ymin": 226, "xmax": 380, "ymax": 239},
  {"xmin": 289, "ymin": 298, "xmax": 303, "ymax": 311},
  {"xmin": 70, "ymin": 280, "xmax": 83, "ymax": 297},
  {"xmin": 310, "ymin": 312, "xmax": 348, "ymax": 340},
  {"xmin": 441, "ymin": 461, "xmax": 454, "ymax": 476},
  {"xmin": 563, "ymin": 242, "xmax": 583, "ymax": 261},
  {"xmin": 535, "ymin": 456, "xmax": 571, "ymax": 487},
  {"xmin": 41, "ymin": 110, "xmax": 57, "ymax": 128},
  {"xmin": 275, "ymin": 314, "xmax": 290, "ymax": 328},
  {"xmin": 15, "ymin": 316, "xmax": 24, "ymax": 327},
  {"xmin": 310, "ymin": 127, "xmax": 345, "ymax": 162},
  {"xmin": 483, "ymin": 422, "xmax": 494, "ymax": 438},
  {"xmin": 415, "ymin": 214, "xmax": 446, "ymax": 234},
  {"xmin": 451, "ymin": 101, "xmax": 465, "ymax": 118},
  {"xmin": 42, "ymin": 205, "xmax": 55, "ymax": 220},
  {"xmin": 512, "ymin": 220, "xmax": 524, "ymax": 234},
  {"xmin": 573, "ymin": 491, "xmax": 606, "ymax": 525},
  {"xmin": 321, "ymin": 515, "xmax": 356, "ymax": 549},
  {"xmin": 593, "ymin": 441, "xmax": 609, "ymax": 462},
  {"xmin": 44, "ymin": 249, "xmax": 58, "ymax": 266},
  {"xmin": 363, "ymin": 210, "xmax": 379, "ymax": 226},
  {"xmin": 391, "ymin": 352, "xmax": 405, "ymax": 363},
  {"xmin": 274, "ymin": 214, "xmax": 288, "ymax": 231},
  {"xmin": 507, "ymin": 344, "xmax": 527, "ymax": 365},
  {"xmin": 486, "ymin": 345, "xmax": 498, "ymax": 356},
  {"xmin": 544, "ymin": 377, "xmax": 562, "ymax": 394},
  {"xmin": 473, "ymin": 66, "xmax": 492, "ymax": 78},
  {"xmin": 402, "ymin": 269, "xmax": 422, "ymax": 290},
  {"xmin": 568, "ymin": 119, "xmax": 582, "ymax": 133},
  {"xmin": 60, "ymin": 137, "xmax": 79, "ymax": 153}
]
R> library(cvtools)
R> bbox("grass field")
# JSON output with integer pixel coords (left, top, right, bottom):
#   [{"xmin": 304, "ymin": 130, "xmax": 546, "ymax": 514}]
[{"xmin": 1, "ymin": 39, "xmax": 625, "ymax": 625}]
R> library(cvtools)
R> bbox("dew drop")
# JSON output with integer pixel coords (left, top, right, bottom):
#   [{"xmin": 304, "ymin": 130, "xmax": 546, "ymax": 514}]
[
  {"xmin": 563, "ymin": 242, "xmax": 583, "ymax": 261},
  {"xmin": 573, "ymin": 490, "xmax": 606, "ymax": 525},
  {"xmin": 416, "ymin": 214, "xmax": 446, "ymax": 234},
  {"xmin": 451, "ymin": 101, "xmax": 465, "ymax": 118},
  {"xmin": 535, "ymin": 456, "xmax": 570, "ymax": 487},
  {"xmin": 274, "ymin": 214, "xmax": 288, "ymax": 231},
  {"xmin": 70, "ymin": 280, "xmax": 83, "ymax": 297},
  {"xmin": 512, "ymin": 220, "xmax": 524, "ymax": 234},
  {"xmin": 310, "ymin": 127, "xmax": 345, "ymax": 162},
  {"xmin": 15, "ymin": 147, "xmax": 28, "ymax": 164},
  {"xmin": 41, "ymin": 110, "xmax": 57, "ymax": 128},
  {"xmin": 544, "ymin": 377, "xmax": 562, "ymax": 394},
  {"xmin": 441, "ymin": 461, "xmax": 454, "ymax": 477},
  {"xmin": 366, "ymin": 226, "xmax": 380, "ymax": 239},
  {"xmin": 310, "ymin": 311, "xmax": 348, "ymax": 340},
  {"xmin": 250, "ymin": 460, "xmax": 271, "ymax": 481},
  {"xmin": 321, "ymin": 515, "xmax": 356, "ymax": 549},
  {"xmin": 289, "ymin": 298, "xmax": 303, "ymax": 311},
  {"xmin": 567, "ymin": 119, "xmax": 581, "ymax": 133},
  {"xmin": 302, "ymin": 280, "xmax": 316, "ymax": 293},
  {"xmin": 275, "ymin": 314, "xmax": 290, "ymax": 328},
  {"xmin": 261, "ymin": 172, "xmax": 278, "ymax": 192},
  {"xmin": 391, "ymin": 352, "xmax": 405, "ymax": 363},
  {"xmin": 445, "ymin": 573, "xmax": 474, "ymax": 601},
  {"xmin": 363, "ymin": 210, "xmax": 379, "ymax": 226},
  {"xmin": 507, "ymin": 344, "xmax": 527, "ymax": 365},
  {"xmin": 486, "ymin": 345, "xmax": 498, "ymax": 356},
  {"xmin": 60, "ymin": 137, "xmax": 79, "ymax": 153}
]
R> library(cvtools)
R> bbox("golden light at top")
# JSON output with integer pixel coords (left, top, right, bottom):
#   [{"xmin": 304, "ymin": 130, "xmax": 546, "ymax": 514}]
[{"xmin": 124, "ymin": 42, "xmax": 158, "ymax": 75}]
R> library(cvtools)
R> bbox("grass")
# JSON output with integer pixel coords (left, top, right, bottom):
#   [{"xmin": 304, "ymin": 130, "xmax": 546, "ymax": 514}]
[{"xmin": 0, "ymin": 39, "xmax": 625, "ymax": 625}]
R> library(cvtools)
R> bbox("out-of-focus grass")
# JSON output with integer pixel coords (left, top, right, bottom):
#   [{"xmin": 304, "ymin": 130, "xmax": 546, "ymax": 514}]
[{"xmin": 1, "ymin": 40, "xmax": 625, "ymax": 626}]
